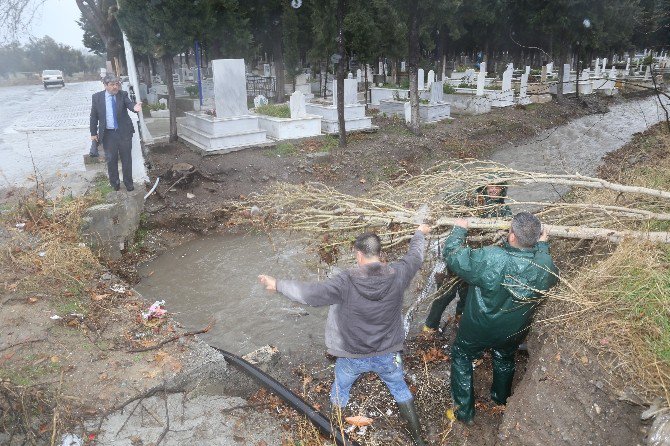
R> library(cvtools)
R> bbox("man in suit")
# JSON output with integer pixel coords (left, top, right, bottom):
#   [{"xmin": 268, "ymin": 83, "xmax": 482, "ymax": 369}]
[{"xmin": 90, "ymin": 74, "xmax": 142, "ymax": 191}]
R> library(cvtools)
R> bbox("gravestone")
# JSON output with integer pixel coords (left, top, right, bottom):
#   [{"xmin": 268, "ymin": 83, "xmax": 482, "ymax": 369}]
[
  {"xmin": 214, "ymin": 59, "xmax": 248, "ymax": 117},
  {"xmin": 430, "ymin": 81, "xmax": 444, "ymax": 104},
  {"xmin": 347, "ymin": 72, "xmax": 353, "ymax": 79},
  {"xmin": 477, "ymin": 62, "xmax": 487, "ymax": 96},
  {"xmin": 418, "ymin": 68, "xmax": 425, "ymax": 90},
  {"xmin": 356, "ymin": 69, "xmax": 362, "ymax": 83},
  {"xmin": 331, "ymin": 79, "xmax": 358, "ymax": 106},
  {"xmin": 403, "ymin": 101, "xmax": 411, "ymax": 124},
  {"xmin": 502, "ymin": 66, "xmax": 512, "ymax": 91},
  {"xmin": 625, "ymin": 58, "xmax": 630, "ymax": 72},
  {"xmin": 602, "ymin": 58, "xmax": 607, "ymax": 72},
  {"xmin": 609, "ymin": 66, "xmax": 616, "ymax": 80},
  {"xmin": 525, "ymin": 66, "xmax": 531, "ymax": 75},
  {"xmin": 159, "ymin": 98, "xmax": 168, "ymax": 107},
  {"xmin": 518, "ymin": 72, "xmax": 531, "ymax": 105},
  {"xmin": 289, "ymin": 91, "xmax": 307, "ymax": 118},
  {"xmin": 401, "ymin": 61, "xmax": 406, "ymax": 72},
  {"xmin": 465, "ymin": 68, "xmax": 476, "ymax": 83},
  {"xmin": 379, "ymin": 61, "xmax": 383, "ymax": 74},
  {"xmin": 520, "ymin": 73, "xmax": 529, "ymax": 96},
  {"xmin": 546, "ymin": 62, "xmax": 553, "ymax": 74},
  {"xmin": 644, "ymin": 65, "xmax": 650, "ymax": 80},
  {"xmin": 541, "ymin": 65, "xmax": 547, "ymax": 83},
  {"xmin": 595, "ymin": 58, "xmax": 601, "ymax": 78},
  {"xmin": 427, "ymin": 70, "xmax": 435, "ymax": 88}
]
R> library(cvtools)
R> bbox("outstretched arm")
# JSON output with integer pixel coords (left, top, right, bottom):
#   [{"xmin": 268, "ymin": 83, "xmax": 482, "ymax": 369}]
[{"xmin": 258, "ymin": 273, "xmax": 347, "ymax": 307}]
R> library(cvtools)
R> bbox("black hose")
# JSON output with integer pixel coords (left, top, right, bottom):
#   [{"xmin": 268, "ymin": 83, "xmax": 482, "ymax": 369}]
[{"xmin": 211, "ymin": 347, "xmax": 360, "ymax": 446}]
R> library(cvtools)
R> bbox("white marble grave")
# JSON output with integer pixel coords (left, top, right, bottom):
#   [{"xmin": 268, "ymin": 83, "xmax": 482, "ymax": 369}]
[
  {"xmin": 418, "ymin": 68, "xmax": 425, "ymax": 90},
  {"xmin": 178, "ymin": 59, "xmax": 269, "ymax": 153},
  {"xmin": 256, "ymin": 90, "xmax": 321, "ymax": 140},
  {"xmin": 305, "ymin": 79, "xmax": 373, "ymax": 133},
  {"xmin": 427, "ymin": 70, "xmax": 435, "ymax": 88}
]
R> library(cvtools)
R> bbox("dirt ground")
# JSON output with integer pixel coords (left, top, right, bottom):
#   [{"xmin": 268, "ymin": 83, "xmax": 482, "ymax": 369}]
[{"xmin": 0, "ymin": 93, "xmax": 661, "ymax": 445}]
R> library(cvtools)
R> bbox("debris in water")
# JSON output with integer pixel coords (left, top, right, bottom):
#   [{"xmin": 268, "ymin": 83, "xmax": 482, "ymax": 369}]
[{"xmin": 142, "ymin": 300, "xmax": 166, "ymax": 320}]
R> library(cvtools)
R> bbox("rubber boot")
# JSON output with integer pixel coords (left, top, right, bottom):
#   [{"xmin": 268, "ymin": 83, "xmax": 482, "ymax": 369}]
[{"xmin": 397, "ymin": 400, "xmax": 427, "ymax": 446}]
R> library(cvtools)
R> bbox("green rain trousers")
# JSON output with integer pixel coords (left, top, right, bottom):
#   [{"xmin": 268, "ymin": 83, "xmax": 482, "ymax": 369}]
[
  {"xmin": 443, "ymin": 226, "xmax": 558, "ymax": 422},
  {"xmin": 424, "ymin": 278, "xmax": 467, "ymax": 329}
]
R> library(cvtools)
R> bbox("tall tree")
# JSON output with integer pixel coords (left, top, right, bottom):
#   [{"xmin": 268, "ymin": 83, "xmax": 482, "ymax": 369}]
[
  {"xmin": 117, "ymin": 0, "xmax": 210, "ymax": 142},
  {"xmin": 75, "ymin": 0, "xmax": 124, "ymax": 74}
]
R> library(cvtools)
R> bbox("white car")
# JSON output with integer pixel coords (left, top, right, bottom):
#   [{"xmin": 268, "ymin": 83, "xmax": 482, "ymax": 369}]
[{"xmin": 42, "ymin": 70, "xmax": 65, "ymax": 88}]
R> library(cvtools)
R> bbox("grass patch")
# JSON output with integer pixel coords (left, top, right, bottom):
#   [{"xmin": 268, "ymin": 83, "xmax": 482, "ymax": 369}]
[
  {"xmin": 265, "ymin": 142, "xmax": 297, "ymax": 157},
  {"xmin": 545, "ymin": 241, "xmax": 670, "ymax": 400},
  {"xmin": 321, "ymin": 135, "xmax": 339, "ymax": 152},
  {"xmin": 255, "ymin": 103, "xmax": 290, "ymax": 118}
]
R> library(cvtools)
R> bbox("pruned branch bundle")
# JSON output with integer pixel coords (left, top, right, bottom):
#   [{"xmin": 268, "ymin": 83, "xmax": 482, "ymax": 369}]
[{"xmin": 238, "ymin": 161, "xmax": 670, "ymax": 245}]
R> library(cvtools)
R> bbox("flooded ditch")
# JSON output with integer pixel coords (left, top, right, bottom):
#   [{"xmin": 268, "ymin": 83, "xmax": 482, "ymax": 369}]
[{"xmin": 138, "ymin": 96, "xmax": 669, "ymax": 357}]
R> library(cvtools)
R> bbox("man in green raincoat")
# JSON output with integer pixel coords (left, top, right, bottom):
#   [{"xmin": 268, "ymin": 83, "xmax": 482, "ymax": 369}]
[
  {"xmin": 444, "ymin": 212, "xmax": 558, "ymax": 424},
  {"xmin": 423, "ymin": 183, "xmax": 512, "ymax": 333}
]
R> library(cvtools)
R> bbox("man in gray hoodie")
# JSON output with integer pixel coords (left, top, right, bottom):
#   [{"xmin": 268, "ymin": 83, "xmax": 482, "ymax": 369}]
[{"xmin": 258, "ymin": 224, "xmax": 430, "ymax": 446}]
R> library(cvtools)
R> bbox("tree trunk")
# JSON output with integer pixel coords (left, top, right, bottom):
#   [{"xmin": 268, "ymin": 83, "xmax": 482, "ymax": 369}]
[
  {"xmin": 272, "ymin": 36, "xmax": 285, "ymax": 103},
  {"xmin": 163, "ymin": 54, "xmax": 178, "ymax": 142},
  {"xmin": 408, "ymin": 0, "xmax": 420, "ymax": 135},
  {"xmin": 336, "ymin": 0, "xmax": 346, "ymax": 148}
]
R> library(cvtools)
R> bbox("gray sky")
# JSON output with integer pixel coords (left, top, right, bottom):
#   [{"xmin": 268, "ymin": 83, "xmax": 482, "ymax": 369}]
[{"xmin": 28, "ymin": 0, "xmax": 85, "ymax": 50}]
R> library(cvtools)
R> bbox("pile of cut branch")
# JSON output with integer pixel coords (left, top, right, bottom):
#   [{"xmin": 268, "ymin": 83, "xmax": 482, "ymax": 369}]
[{"xmin": 237, "ymin": 160, "xmax": 670, "ymax": 249}]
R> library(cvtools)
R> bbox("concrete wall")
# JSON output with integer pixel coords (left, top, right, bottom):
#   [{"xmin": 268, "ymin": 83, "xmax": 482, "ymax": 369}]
[{"xmin": 81, "ymin": 189, "xmax": 145, "ymax": 259}]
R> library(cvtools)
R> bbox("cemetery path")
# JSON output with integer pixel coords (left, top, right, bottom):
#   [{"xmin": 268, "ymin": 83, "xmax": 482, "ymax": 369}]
[{"xmin": 0, "ymin": 82, "xmax": 100, "ymax": 192}]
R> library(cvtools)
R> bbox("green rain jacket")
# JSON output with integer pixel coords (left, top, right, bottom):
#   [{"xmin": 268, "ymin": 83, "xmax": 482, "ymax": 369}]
[{"xmin": 443, "ymin": 226, "xmax": 558, "ymax": 348}]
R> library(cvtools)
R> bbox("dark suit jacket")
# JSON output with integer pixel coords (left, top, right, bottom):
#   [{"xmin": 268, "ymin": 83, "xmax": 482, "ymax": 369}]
[{"xmin": 90, "ymin": 90, "xmax": 137, "ymax": 141}]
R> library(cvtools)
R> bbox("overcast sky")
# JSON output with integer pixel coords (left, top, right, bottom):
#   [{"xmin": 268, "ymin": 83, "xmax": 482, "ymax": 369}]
[{"xmin": 27, "ymin": 0, "xmax": 85, "ymax": 50}]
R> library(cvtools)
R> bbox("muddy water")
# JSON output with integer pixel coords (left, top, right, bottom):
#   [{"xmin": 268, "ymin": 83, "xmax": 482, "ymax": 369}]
[
  {"xmin": 138, "ymin": 96, "xmax": 669, "ymax": 355},
  {"xmin": 136, "ymin": 233, "xmax": 339, "ymax": 355},
  {"xmin": 492, "ymin": 96, "xmax": 669, "ymax": 204}
]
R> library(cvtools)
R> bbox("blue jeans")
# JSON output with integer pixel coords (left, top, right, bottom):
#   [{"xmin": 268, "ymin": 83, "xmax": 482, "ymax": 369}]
[{"xmin": 330, "ymin": 352, "xmax": 413, "ymax": 408}]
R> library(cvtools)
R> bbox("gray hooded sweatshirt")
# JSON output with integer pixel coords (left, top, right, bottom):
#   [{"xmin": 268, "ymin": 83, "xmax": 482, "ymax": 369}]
[{"xmin": 276, "ymin": 231, "xmax": 426, "ymax": 358}]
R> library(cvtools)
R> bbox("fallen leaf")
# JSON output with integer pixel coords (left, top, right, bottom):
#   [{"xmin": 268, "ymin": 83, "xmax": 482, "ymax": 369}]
[
  {"xmin": 28, "ymin": 297, "xmax": 38, "ymax": 304},
  {"xmin": 153, "ymin": 351, "xmax": 168, "ymax": 362},
  {"xmin": 359, "ymin": 178, "xmax": 366, "ymax": 184},
  {"xmin": 50, "ymin": 356, "xmax": 59, "ymax": 363},
  {"xmin": 91, "ymin": 293, "xmax": 110, "ymax": 301},
  {"xmin": 581, "ymin": 356, "xmax": 589, "ymax": 365},
  {"xmin": 445, "ymin": 409, "xmax": 456, "ymax": 421},
  {"xmin": 345, "ymin": 415, "xmax": 373, "ymax": 427},
  {"xmin": 554, "ymin": 353, "xmax": 561, "ymax": 362}
]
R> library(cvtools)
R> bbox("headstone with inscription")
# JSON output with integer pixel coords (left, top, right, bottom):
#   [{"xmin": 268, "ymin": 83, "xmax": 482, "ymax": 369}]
[{"xmin": 418, "ymin": 68, "xmax": 425, "ymax": 90}]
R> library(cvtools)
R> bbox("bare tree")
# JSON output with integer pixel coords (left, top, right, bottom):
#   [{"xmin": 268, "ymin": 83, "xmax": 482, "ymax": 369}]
[{"xmin": 0, "ymin": 0, "xmax": 46, "ymax": 43}]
